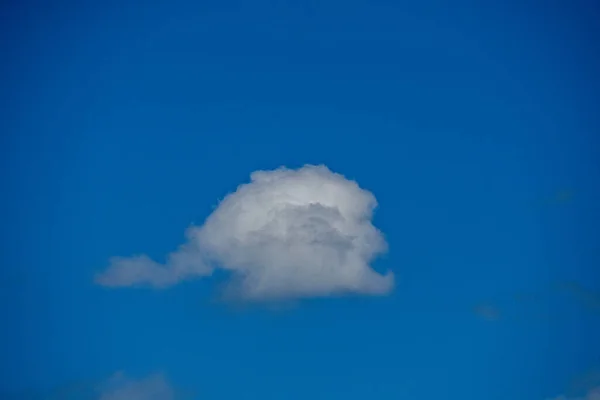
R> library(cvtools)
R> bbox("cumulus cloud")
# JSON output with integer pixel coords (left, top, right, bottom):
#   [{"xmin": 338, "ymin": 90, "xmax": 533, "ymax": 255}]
[
  {"xmin": 95, "ymin": 164, "xmax": 393, "ymax": 301},
  {"xmin": 98, "ymin": 372, "xmax": 175, "ymax": 400}
]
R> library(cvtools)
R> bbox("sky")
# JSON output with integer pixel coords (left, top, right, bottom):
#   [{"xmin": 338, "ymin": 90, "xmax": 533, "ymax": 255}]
[{"xmin": 1, "ymin": 0, "xmax": 599, "ymax": 399}]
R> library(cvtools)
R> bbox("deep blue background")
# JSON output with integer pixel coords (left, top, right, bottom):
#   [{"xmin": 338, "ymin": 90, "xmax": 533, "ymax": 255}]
[{"xmin": 1, "ymin": 0, "xmax": 599, "ymax": 399}]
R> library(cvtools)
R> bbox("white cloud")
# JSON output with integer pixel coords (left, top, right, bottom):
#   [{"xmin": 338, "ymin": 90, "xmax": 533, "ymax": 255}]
[
  {"xmin": 95, "ymin": 164, "xmax": 393, "ymax": 301},
  {"xmin": 98, "ymin": 372, "xmax": 175, "ymax": 400}
]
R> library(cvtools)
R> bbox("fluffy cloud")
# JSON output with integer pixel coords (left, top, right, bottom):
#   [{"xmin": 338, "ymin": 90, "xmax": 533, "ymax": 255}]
[
  {"xmin": 95, "ymin": 164, "xmax": 393, "ymax": 301},
  {"xmin": 98, "ymin": 372, "xmax": 175, "ymax": 400}
]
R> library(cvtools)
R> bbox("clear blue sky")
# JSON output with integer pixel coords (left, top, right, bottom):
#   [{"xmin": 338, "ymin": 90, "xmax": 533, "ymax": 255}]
[{"xmin": 1, "ymin": 0, "xmax": 599, "ymax": 399}]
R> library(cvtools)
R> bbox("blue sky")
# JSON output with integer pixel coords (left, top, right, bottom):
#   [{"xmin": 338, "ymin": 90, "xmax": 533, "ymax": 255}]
[{"xmin": 1, "ymin": 0, "xmax": 599, "ymax": 399}]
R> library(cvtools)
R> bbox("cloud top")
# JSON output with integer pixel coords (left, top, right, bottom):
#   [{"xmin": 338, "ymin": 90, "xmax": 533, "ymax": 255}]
[{"xmin": 95, "ymin": 165, "xmax": 393, "ymax": 301}]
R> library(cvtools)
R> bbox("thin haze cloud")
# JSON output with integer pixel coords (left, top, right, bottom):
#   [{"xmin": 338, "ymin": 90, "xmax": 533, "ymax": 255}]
[
  {"xmin": 98, "ymin": 372, "xmax": 175, "ymax": 400},
  {"xmin": 95, "ymin": 164, "xmax": 394, "ymax": 301},
  {"xmin": 548, "ymin": 387, "xmax": 600, "ymax": 400},
  {"xmin": 473, "ymin": 303, "xmax": 501, "ymax": 321},
  {"xmin": 0, "ymin": 371, "xmax": 187, "ymax": 400}
]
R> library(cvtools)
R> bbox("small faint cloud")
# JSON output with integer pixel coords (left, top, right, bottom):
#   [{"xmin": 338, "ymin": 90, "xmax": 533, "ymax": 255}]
[
  {"xmin": 473, "ymin": 303, "xmax": 500, "ymax": 321},
  {"xmin": 95, "ymin": 165, "xmax": 393, "ymax": 302},
  {"xmin": 558, "ymin": 281, "xmax": 600, "ymax": 312},
  {"xmin": 547, "ymin": 386, "xmax": 600, "ymax": 400},
  {"xmin": 546, "ymin": 366, "xmax": 600, "ymax": 399},
  {"xmin": 535, "ymin": 189, "xmax": 575, "ymax": 208},
  {"xmin": 2, "ymin": 371, "xmax": 190, "ymax": 400},
  {"xmin": 554, "ymin": 189, "xmax": 574, "ymax": 204},
  {"xmin": 569, "ymin": 369, "xmax": 600, "ymax": 397},
  {"xmin": 98, "ymin": 371, "xmax": 175, "ymax": 400}
]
